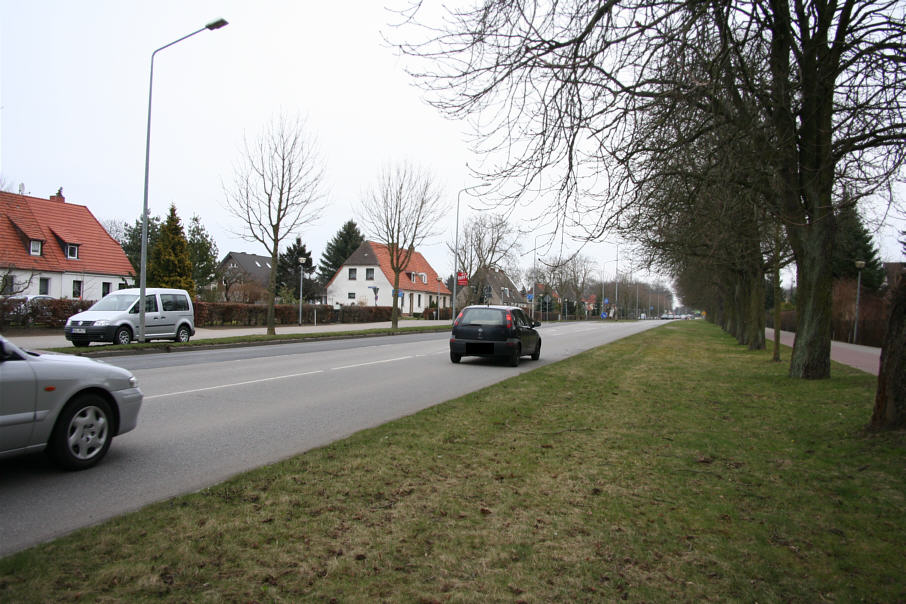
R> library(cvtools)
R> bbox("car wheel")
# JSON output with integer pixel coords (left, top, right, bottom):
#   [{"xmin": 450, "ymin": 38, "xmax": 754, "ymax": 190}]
[
  {"xmin": 114, "ymin": 326, "xmax": 132, "ymax": 346},
  {"xmin": 531, "ymin": 340, "xmax": 541, "ymax": 361},
  {"xmin": 71, "ymin": 338, "xmax": 90, "ymax": 347},
  {"xmin": 174, "ymin": 325, "xmax": 191, "ymax": 343},
  {"xmin": 450, "ymin": 351, "xmax": 462, "ymax": 364},
  {"xmin": 509, "ymin": 345, "xmax": 521, "ymax": 367},
  {"xmin": 47, "ymin": 394, "xmax": 113, "ymax": 470}
]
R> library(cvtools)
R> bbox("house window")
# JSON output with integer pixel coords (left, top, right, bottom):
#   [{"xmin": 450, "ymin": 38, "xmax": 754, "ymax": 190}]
[
  {"xmin": 66, "ymin": 244, "xmax": 79, "ymax": 259},
  {"xmin": 30, "ymin": 240, "xmax": 42, "ymax": 256},
  {"xmin": 39, "ymin": 278, "xmax": 50, "ymax": 295},
  {"xmin": 418, "ymin": 294, "xmax": 422, "ymax": 307},
  {"xmin": 348, "ymin": 268, "xmax": 357, "ymax": 280},
  {"xmin": 366, "ymin": 268, "xmax": 374, "ymax": 280},
  {"xmin": 102, "ymin": 282, "xmax": 112, "ymax": 297},
  {"xmin": 348, "ymin": 292, "xmax": 356, "ymax": 300},
  {"xmin": 72, "ymin": 280, "xmax": 83, "ymax": 299}
]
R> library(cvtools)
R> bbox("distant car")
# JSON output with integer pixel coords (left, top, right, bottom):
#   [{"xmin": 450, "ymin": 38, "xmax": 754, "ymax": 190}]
[
  {"xmin": 0, "ymin": 335, "xmax": 143, "ymax": 470},
  {"xmin": 64, "ymin": 287, "xmax": 195, "ymax": 346},
  {"xmin": 450, "ymin": 305, "xmax": 541, "ymax": 367}
]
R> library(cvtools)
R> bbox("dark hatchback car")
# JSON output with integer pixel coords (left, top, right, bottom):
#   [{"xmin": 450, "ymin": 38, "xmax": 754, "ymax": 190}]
[{"xmin": 450, "ymin": 305, "xmax": 541, "ymax": 366}]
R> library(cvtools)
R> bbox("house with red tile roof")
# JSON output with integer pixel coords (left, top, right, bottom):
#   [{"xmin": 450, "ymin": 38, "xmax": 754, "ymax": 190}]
[
  {"xmin": 325, "ymin": 241, "xmax": 451, "ymax": 315},
  {"xmin": 0, "ymin": 190, "xmax": 134, "ymax": 300}
]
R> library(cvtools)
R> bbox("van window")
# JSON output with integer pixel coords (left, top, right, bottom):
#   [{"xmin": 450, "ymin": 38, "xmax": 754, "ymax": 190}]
[
  {"xmin": 90, "ymin": 294, "xmax": 138, "ymax": 312},
  {"xmin": 160, "ymin": 293, "xmax": 189, "ymax": 312},
  {"xmin": 144, "ymin": 295, "xmax": 158, "ymax": 313}
]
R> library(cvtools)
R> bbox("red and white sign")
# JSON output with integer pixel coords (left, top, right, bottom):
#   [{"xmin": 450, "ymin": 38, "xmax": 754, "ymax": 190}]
[{"xmin": 457, "ymin": 271, "xmax": 468, "ymax": 286}]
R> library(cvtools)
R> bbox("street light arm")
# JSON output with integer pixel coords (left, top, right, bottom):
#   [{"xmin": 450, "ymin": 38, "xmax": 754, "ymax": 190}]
[{"xmin": 139, "ymin": 18, "xmax": 228, "ymax": 342}]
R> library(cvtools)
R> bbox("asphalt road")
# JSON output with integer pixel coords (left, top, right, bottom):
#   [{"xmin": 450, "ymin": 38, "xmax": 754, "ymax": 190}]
[{"xmin": 0, "ymin": 320, "xmax": 662, "ymax": 558}]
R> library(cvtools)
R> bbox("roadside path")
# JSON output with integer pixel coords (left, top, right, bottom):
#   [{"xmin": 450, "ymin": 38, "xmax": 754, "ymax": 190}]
[{"xmin": 769, "ymin": 329, "xmax": 881, "ymax": 375}]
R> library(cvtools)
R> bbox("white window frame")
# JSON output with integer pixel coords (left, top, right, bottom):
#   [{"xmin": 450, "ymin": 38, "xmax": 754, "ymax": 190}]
[
  {"xmin": 66, "ymin": 244, "xmax": 79, "ymax": 259},
  {"xmin": 30, "ymin": 240, "xmax": 42, "ymax": 256}
]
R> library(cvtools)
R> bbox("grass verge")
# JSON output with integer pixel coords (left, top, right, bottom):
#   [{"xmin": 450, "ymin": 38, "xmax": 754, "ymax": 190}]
[{"xmin": 1, "ymin": 321, "xmax": 903, "ymax": 602}]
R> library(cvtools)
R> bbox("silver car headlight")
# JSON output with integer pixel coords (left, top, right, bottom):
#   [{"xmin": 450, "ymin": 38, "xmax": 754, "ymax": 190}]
[
  {"xmin": 94, "ymin": 319, "xmax": 110, "ymax": 327},
  {"xmin": 128, "ymin": 376, "xmax": 137, "ymax": 388}
]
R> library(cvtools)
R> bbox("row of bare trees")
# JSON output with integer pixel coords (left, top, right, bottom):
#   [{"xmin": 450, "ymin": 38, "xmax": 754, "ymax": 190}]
[{"xmin": 395, "ymin": 1, "xmax": 905, "ymax": 425}]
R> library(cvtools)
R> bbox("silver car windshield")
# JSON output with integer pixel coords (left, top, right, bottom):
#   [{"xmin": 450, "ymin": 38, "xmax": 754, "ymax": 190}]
[{"xmin": 89, "ymin": 294, "xmax": 139, "ymax": 312}]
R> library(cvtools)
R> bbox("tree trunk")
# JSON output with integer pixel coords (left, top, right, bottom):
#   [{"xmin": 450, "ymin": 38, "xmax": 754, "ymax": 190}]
[
  {"xmin": 391, "ymin": 272, "xmax": 401, "ymax": 330},
  {"xmin": 870, "ymin": 269, "xmax": 906, "ymax": 430},
  {"xmin": 266, "ymin": 249, "xmax": 279, "ymax": 336},
  {"xmin": 788, "ymin": 229, "xmax": 834, "ymax": 378},
  {"xmin": 772, "ymin": 225, "xmax": 783, "ymax": 362},
  {"xmin": 744, "ymin": 269, "xmax": 766, "ymax": 351}
]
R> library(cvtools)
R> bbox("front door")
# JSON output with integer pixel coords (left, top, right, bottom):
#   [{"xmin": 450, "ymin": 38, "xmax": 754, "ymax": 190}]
[{"xmin": 0, "ymin": 345, "xmax": 37, "ymax": 453}]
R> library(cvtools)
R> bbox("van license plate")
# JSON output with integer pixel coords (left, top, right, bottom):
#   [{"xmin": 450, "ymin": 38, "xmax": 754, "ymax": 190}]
[{"xmin": 72, "ymin": 328, "xmax": 86, "ymax": 334}]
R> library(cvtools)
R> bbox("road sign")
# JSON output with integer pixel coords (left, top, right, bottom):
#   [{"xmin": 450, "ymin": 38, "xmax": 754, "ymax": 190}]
[
  {"xmin": 604, "ymin": 298, "xmax": 609, "ymax": 304},
  {"xmin": 527, "ymin": 294, "xmax": 534, "ymax": 301},
  {"xmin": 457, "ymin": 271, "xmax": 468, "ymax": 286}
]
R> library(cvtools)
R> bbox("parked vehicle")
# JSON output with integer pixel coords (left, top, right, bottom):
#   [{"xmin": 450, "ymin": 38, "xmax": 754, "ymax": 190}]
[
  {"xmin": 0, "ymin": 335, "xmax": 143, "ymax": 469},
  {"xmin": 64, "ymin": 288, "xmax": 195, "ymax": 346},
  {"xmin": 450, "ymin": 305, "xmax": 541, "ymax": 366}
]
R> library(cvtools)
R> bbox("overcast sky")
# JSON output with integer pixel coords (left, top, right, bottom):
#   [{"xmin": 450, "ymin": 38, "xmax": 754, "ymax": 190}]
[{"xmin": 1, "ymin": 1, "xmax": 903, "ymax": 296}]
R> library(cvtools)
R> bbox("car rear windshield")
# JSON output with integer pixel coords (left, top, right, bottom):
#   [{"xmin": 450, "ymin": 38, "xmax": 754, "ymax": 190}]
[
  {"xmin": 460, "ymin": 308, "xmax": 506, "ymax": 326},
  {"xmin": 89, "ymin": 294, "xmax": 138, "ymax": 312}
]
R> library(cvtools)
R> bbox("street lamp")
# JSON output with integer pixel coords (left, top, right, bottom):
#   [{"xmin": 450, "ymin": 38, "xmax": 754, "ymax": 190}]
[
  {"xmin": 854, "ymin": 259, "xmax": 865, "ymax": 343},
  {"xmin": 139, "ymin": 18, "xmax": 228, "ymax": 342},
  {"xmin": 298, "ymin": 257, "xmax": 305, "ymax": 325}
]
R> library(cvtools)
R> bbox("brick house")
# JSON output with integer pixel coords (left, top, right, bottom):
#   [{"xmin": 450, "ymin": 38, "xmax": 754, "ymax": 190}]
[{"xmin": 0, "ymin": 190, "xmax": 134, "ymax": 299}]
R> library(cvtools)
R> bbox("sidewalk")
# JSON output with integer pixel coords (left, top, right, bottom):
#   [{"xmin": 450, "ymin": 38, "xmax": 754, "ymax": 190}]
[
  {"xmin": 769, "ymin": 329, "xmax": 881, "ymax": 375},
  {"xmin": 2, "ymin": 320, "xmax": 453, "ymax": 351}
]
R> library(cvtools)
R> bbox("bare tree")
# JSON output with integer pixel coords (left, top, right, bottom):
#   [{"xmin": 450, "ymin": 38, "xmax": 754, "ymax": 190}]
[
  {"xmin": 396, "ymin": 1, "xmax": 906, "ymax": 379},
  {"xmin": 359, "ymin": 162, "xmax": 447, "ymax": 329},
  {"xmin": 224, "ymin": 115, "xmax": 326, "ymax": 334}
]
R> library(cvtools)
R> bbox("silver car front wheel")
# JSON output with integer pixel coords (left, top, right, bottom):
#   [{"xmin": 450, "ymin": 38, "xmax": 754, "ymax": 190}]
[{"xmin": 48, "ymin": 395, "xmax": 113, "ymax": 470}]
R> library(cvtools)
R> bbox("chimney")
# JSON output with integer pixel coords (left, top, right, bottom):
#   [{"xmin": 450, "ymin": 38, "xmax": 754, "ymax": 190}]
[{"xmin": 49, "ymin": 187, "xmax": 65, "ymax": 203}]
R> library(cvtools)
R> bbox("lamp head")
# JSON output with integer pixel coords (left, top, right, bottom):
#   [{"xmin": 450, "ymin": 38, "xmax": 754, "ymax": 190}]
[
  {"xmin": 206, "ymin": 18, "xmax": 229, "ymax": 30},
  {"xmin": 855, "ymin": 260, "xmax": 866, "ymax": 270}
]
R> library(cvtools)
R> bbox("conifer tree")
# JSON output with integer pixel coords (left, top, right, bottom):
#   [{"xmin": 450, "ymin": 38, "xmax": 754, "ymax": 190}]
[
  {"xmin": 148, "ymin": 204, "xmax": 195, "ymax": 297},
  {"xmin": 277, "ymin": 236, "xmax": 315, "ymax": 300},
  {"xmin": 832, "ymin": 204, "xmax": 885, "ymax": 291},
  {"xmin": 186, "ymin": 214, "xmax": 219, "ymax": 289},
  {"xmin": 318, "ymin": 220, "xmax": 364, "ymax": 284}
]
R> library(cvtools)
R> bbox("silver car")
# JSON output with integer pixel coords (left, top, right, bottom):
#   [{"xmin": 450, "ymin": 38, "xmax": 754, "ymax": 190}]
[{"xmin": 0, "ymin": 335, "xmax": 143, "ymax": 470}]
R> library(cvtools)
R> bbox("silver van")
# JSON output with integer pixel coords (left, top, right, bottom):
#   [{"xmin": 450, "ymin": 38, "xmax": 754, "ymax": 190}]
[{"xmin": 64, "ymin": 288, "xmax": 195, "ymax": 347}]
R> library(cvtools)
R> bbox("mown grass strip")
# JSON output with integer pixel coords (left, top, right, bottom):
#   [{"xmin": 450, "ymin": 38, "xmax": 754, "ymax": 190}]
[{"xmin": 1, "ymin": 321, "xmax": 903, "ymax": 602}]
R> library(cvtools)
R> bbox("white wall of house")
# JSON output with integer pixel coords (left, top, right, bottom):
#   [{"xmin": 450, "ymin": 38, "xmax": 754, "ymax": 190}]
[
  {"xmin": 3, "ymin": 268, "xmax": 132, "ymax": 300},
  {"xmin": 326, "ymin": 265, "xmax": 450, "ymax": 314}
]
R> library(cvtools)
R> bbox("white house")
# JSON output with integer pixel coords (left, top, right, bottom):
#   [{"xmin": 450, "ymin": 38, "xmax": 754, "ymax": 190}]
[
  {"xmin": 325, "ymin": 241, "xmax": 452, "ymax": 315},
  {"xmin": 1, "ymin": 189, "xmax": 134, "ymax": 300}
]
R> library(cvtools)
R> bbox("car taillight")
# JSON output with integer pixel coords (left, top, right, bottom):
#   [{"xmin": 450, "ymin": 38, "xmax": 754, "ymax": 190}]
[
  {"xmin": 505, "ymin": 313, "xmax": 513, "ymax": 330},
  {"xmin": 454, "ymin": 311, "xmax": 464, "ymax": 327}
]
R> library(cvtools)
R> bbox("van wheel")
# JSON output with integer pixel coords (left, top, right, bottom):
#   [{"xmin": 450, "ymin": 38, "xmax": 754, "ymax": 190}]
[
  {"xmin": 114, "ymin": 326, "xmax": 132, "ymax": 346},
  {"xmin": 47, "ymin": 394, "xmax": 113, "ymax": 470},
  {"xmin": 174, "ymin": 325, "xmax": 191, "ymax": 343}
]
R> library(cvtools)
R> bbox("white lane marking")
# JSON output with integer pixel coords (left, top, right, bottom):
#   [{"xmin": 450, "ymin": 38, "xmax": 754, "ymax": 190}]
[
  {"xmin": 332, "ymin": 356, "xmax": 412, "ymax": 370},
  {"xmin": 144, "ymin": 370, "xmax": 325, "ymax": 400}
]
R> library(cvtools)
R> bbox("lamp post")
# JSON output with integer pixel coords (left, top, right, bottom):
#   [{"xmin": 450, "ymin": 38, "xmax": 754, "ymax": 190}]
[
  {"xmin": 854, "ymin": 260, "xmax": 865, "ymax": 343},
  {"xmin": 298, "ymin": 257, "xmax": 305, "ymax": 325},
  {"xmin": 139, "ymin": 18, "xmax": 228, "ymax": 342}
]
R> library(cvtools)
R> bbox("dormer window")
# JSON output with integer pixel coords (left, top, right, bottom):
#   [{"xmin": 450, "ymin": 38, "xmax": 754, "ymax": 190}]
[
  {"xmin": 66, "ymin": 244, "xmax": 79, "ymax": 259},
  {"xmin": 30, "ymin": 240, "xmax": 42, "ymax": 256}
]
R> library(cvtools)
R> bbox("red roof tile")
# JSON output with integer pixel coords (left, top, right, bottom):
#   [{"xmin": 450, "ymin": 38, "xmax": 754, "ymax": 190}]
[
  {"xmin": 328, "ymin": 241, "xmax": 451, "ymax": 295},
  {"xmin": 0, "ymin": 191, "xmax": 134, "ymax": 277}
]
